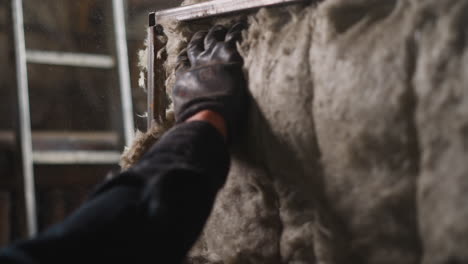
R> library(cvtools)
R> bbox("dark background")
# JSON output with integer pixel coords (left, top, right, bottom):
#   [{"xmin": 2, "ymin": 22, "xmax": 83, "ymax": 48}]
[{"xmin": 0, "ymin": 0, "xmax": 182, "ymax": 245}]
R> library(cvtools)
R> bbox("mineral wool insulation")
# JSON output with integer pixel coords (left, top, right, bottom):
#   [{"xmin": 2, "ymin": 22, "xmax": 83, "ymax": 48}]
[{"xmin": 124, "ymin": 0, "xmax": 468, "ymax": 263}]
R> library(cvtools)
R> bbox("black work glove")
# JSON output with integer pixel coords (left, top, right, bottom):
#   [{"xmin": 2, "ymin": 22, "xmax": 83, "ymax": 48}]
[{"xmin": 173, "ymin": 23, "xmax": 248, "ymax": 141}]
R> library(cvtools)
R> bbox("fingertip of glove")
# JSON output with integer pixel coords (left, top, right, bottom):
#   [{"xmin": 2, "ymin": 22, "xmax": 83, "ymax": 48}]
[
  {"xmin": 229, "ymin": 22, "xmax": 247, "ymax": 33},
  {"xmin": 189, "ymin": 31, "xmax": 208, "ymax": 47},
  {"xmin": 205, "ymin": 25, "xmax": 228, "ymax": 48}
]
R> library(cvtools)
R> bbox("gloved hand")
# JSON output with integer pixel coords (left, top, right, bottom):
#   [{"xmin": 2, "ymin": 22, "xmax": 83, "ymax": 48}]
[{"xmin": 173, "ymin": 23, "xmax": 248, "ymax": 141}]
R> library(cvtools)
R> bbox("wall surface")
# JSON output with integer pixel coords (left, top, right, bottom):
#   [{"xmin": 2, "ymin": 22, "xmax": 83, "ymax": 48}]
[{"xmin": 143, "ymin": 0, "xmax": 468, "ymax": 263}]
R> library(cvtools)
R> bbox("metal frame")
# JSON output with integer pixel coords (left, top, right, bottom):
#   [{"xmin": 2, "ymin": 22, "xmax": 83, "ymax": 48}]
[
  {"xmin": 112, "ymin": 0, "xmax": 135, "ymax": 146},
  {"xmin": 26, "ymin": 51, "xmax": 115, "ymax": 69},
  {"xmin": 146, "ymin": 14, "xmax": 167, "ymax": 130},
  {"xmin": 12, "ymin": 0, "xmax": 37, "ymax": 237},
  {"xmin": 33, "ymin": 151, "xmax": 122, "ymax": 165},
  {"xmin": 147, "ymin": 14, "xmax": 156, "ymax": 130}
]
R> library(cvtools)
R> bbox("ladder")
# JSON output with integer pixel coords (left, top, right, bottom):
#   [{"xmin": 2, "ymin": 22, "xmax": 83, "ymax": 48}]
[{"xmin": 11, "ymin": 0, "xmax": 135, "ymax": 236}]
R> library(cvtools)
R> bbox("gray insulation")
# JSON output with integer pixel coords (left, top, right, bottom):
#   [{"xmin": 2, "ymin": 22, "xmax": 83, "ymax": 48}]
[{"xmin": 128, "ymin": 0, "xmax": 468, "ymax": 263}]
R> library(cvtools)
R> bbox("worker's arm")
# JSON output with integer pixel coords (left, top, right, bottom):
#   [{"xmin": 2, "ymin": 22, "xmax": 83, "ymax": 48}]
[{"xmin": 0, "ymin": 23, "xmax": 247, "ymax": 264}]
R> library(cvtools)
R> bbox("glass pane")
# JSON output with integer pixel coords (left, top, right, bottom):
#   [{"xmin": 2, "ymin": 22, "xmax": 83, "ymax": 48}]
[
  {"xmin": 0, "ymin": 0, "xmax": 24, "ymax": 244},
  {"xmin": 23, "ymin": 0, "xmax": 111, "ymax": 54},
  {"xmin": 27, "ymin": 64, "xmax": 117, "ymax": 132},
  {"xmin": 0, "ymin": 1, "xmax": 15, "ymax": 131}
]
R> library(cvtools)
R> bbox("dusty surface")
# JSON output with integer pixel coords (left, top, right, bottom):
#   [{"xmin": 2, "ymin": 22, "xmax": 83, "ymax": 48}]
[{"xmin": 130, "ymin": 0, "xmax": 468, "ymax": 263}]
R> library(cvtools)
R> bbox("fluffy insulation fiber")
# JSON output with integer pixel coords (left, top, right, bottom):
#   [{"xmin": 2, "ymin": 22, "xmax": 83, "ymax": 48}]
[{"xmin": 124, "ymin": 0, "xmax": 468, "ymax": 263}]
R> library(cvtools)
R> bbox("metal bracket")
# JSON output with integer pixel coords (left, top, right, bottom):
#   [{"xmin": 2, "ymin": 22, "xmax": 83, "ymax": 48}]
[{"xmin": 147, "ymin": 13, "xmax": 167, "ymax": 129}]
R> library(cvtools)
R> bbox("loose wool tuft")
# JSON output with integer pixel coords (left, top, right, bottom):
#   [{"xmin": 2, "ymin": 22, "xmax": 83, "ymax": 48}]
[{"xmin": 120, "ymin": 112, "xmax": 174, "ymax": 170}]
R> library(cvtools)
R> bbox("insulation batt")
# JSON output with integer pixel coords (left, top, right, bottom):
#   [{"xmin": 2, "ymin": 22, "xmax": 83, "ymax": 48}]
[{"xmin": 126, "ymin": 0, "xmax": 468, "ymax": 263}]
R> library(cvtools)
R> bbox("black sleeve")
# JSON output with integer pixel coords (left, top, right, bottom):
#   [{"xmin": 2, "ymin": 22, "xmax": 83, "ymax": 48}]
[{"xmin": 0, "ymin": 121, "xmax": 230, "ymax": 264}]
